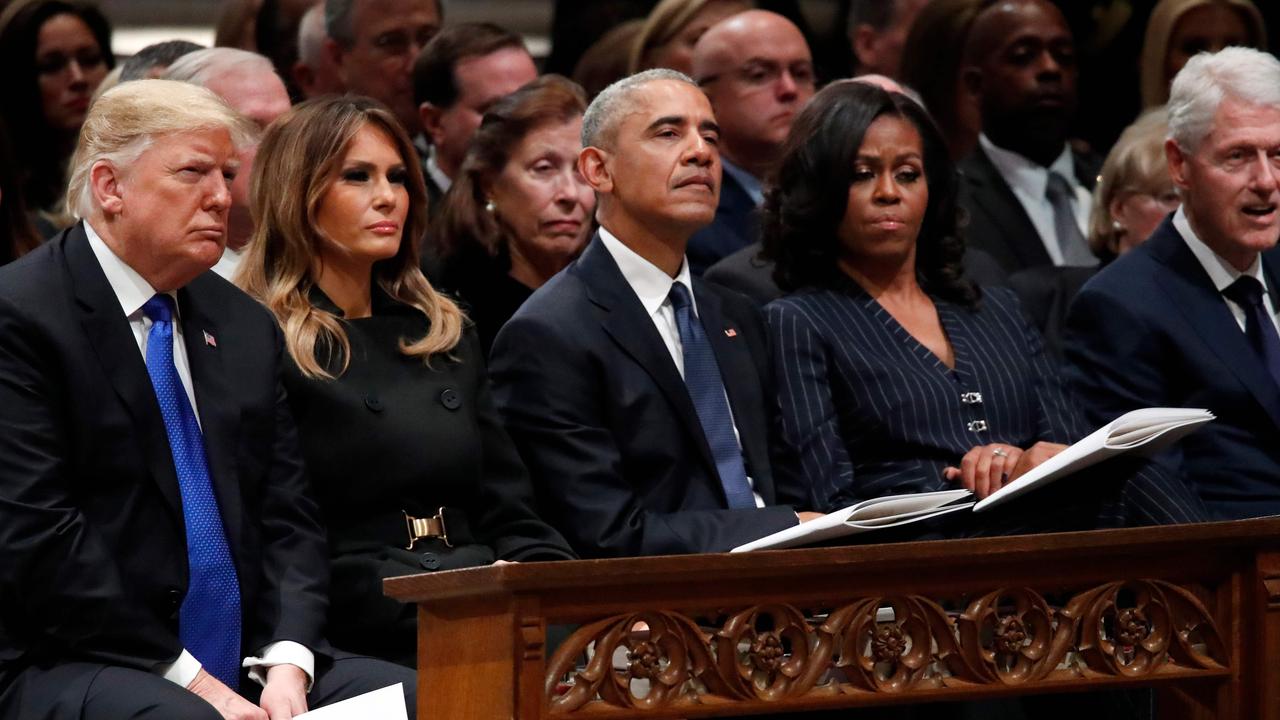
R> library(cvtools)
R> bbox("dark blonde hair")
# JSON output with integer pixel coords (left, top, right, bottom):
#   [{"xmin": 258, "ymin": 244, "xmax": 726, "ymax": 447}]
[{"xmin": 239, "ymin": 95, "xmax": 463, "ymax": 379}]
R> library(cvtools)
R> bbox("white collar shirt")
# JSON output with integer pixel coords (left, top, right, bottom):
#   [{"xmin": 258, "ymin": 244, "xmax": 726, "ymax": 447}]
[
  {"xmin": 979, "ymin": 133, "xmax": 1092, "ymax": 266},
  {"xmin": 1174, "ymin": 205, "xmax": 1280, "ymax": 335}
]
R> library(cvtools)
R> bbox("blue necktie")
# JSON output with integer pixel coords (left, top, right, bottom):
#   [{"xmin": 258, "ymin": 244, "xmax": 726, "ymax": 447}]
[
  {"xmin": 1222, "ymin": 276, "xmax": 1280, "ymax": 389},
  {"xmin": 142, "ymin": 295, "xmax": 242, "ymax": 689},
  {"xmin": 668, "ymin": 282, "xmax": 755, "ymax": 509}
]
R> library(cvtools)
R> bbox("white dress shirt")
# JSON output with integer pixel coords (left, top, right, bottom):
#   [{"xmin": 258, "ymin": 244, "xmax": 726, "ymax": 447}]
[
  {"xmin": 979, "ymin": 134, "xmax": 1092, "ymax": 266},
  {"xmin": 83, "ymin": 221, "xmax": 314, "ymax": 690},
  {"xmin": 211, "ymin": 245, "xmax": 244, "ymax": 282},
  {"xmin": 1174, "ymin": 206, "xmax": 1280, "ymax": 335},
  {"xmin": 597, "ymin": 227, "xmax": 764, "ymax": 507},
  {"xmin": 424, "ymin": 145, "xmax": 452, "ymax": 194}
]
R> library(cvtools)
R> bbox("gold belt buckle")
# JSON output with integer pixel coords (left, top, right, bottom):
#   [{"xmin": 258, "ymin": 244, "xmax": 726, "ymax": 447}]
[{"xmin": 403, "ymin": 508, "xmax": 450, "ymax": 549}]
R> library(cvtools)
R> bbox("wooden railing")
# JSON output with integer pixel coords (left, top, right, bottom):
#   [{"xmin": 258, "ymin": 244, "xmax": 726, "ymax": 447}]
[{"xmin": 385, "ymin": 518, "xmax": 1280, "ymax": 718}]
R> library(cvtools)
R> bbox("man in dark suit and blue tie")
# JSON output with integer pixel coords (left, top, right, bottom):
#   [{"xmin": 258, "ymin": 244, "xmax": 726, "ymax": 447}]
[
  {"xmin": 0, "ymin": 80, "xmax": 412, "ymax": 719},
  {"xmin": 490, "ymin": 69, "xmax": 817, "ymax": 558},
  {"xmin": 1065, "ymin": 47, "xmax": 1280, "ymax": 520}
]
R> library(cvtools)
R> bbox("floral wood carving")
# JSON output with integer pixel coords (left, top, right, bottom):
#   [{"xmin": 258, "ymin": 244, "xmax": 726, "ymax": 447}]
[{"xmin": 544, "ymin": 580, "xmax": 1227, "ymax": 714}]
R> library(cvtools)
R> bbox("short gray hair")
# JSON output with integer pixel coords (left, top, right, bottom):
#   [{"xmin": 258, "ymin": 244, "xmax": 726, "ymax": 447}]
[
  {"xmin": 582, "ymin": 68, "xmax": 697, "ymax": 150},
  {"xmin": 1168, "ymin": 46, "xmax": 1280, "ymax": 152},
  {"xmin": 297, "ymin": 3, "xmax": 328, "ymax": 67},
  {"xmin": 163, "ymin": 47, "xmax": 277, "ymax": 87},
  {"xmin": 67, "ymin": 80, "xmax": 257, "ymax": 219}
]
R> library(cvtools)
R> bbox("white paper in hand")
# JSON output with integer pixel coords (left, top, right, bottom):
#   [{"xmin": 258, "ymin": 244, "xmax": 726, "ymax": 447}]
[
  {"xmin": 973, "ymin": 407, "xmax": 1213, "ymax": 512},
  {"xmin": 295, "ymin": 683, "xmax": 408, "ymax": 720}
]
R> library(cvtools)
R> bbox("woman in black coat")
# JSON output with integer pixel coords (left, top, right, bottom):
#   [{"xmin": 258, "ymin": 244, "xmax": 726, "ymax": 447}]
[{"xmin": 240, "ymin": 96, "xmax": 575, "ymax": 667}]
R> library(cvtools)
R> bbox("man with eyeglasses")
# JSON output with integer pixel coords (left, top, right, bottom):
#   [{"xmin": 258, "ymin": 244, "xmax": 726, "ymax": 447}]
[
  {"xmin": 323, "ymin": 0, "xmax": 441, "ymax": 138},
  {"xmin": 687, "ymin": 11, "xmax": 814, "ymax": 275}
]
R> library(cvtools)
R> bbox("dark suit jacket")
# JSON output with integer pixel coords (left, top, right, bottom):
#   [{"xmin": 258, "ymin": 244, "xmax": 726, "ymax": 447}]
[
  {"xmin": 0, "ymin": 224, "xmax": 329, "ymax": 691},
  {"xmin": 959, "ymin": 144, "xmax": 1101, "ymax": 274},
  {"xmin": 1065, "ymin": 217, "xmax": 1280, "ymax": 518},
  {"xmin": 1008, "ymin": 264, "xmax": 1099, "ymax": 362},
  {"xmin": 489, "ymin": 235, "xmax": 800, "ymax": 557},
  {"xmin": 686, "ymin": 170, "xmax": 758, "ymax": 276},
  {"xmin": 768, "ymin": 282, "xmax": 1206, "ymax": 527}
]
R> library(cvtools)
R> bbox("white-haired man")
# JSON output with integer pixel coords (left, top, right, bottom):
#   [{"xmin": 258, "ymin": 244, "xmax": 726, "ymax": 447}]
[
  {"xmin": 0, "ymin": 80, "xmax": 413, "ymax": 720},
  {"xmin": 165, "ymin": 48, "xmax": 292, "ymax": 280},
  {"xmin": 293, "ymin": 2, "xmax": 345, "ymax": 100},
  {"xmin": 1065, "ymin": 47, "xmax": 1280, "ymax": 519}
]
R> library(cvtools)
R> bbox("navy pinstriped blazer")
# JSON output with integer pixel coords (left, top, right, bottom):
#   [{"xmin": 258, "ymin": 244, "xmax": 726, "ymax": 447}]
[{"xmin": 766, "ymin": 280, "xmax": 1207, "ymax": 526}]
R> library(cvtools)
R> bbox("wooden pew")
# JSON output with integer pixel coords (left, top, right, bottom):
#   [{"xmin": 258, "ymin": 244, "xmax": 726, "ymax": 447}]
[{"xmin": 385, "ymin": 518, "xmax": 1280, "ymax": 718}]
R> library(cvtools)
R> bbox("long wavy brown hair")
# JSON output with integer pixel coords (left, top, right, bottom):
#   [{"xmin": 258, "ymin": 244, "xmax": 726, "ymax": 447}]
[{"xmin": 238, "ymin": 95, "xmax": 463, "ymax": 379}]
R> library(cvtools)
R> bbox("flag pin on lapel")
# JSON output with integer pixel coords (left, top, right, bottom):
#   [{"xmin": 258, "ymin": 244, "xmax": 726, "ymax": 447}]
[
  {"xmin": 724, "ymin": 327, "xmax": 737, "ymax": 338},
  {"xmin": 203, "ymin": 330, "xmax": 217, "ymax": 348}
]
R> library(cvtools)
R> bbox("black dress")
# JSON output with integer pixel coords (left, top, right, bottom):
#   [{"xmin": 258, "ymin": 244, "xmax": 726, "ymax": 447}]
[
  {"xmin": 433, "ymin": 243, "xmax": 534, "ymax": 357},
  {"xmin": 283, "ymin": 287, "xmax": 575, "ymax": 666}
]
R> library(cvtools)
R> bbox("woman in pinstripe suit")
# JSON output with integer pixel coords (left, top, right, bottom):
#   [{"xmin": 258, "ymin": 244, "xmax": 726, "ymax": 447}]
[{"xmin": 760, "ymin": 82, "xmax": 1208, "ymax": 530}]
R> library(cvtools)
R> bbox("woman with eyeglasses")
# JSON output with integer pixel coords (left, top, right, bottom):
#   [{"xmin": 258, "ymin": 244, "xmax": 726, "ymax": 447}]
[{"xmin": 0, "ymin": 0, "xmax": 113, "ymax": 232}]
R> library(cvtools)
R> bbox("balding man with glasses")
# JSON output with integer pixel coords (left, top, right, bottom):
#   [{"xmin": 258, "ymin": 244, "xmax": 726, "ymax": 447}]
[{"xmin": 687, "ymin": 10, "xmax": 815, "ymax": 275}]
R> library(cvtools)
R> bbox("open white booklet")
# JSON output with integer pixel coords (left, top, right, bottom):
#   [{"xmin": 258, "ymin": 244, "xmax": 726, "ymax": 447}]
[
  {"xmin": 972, "ymin": 406, "xmax": 1214, "ymax": 511},
  {"xmin": 295, "ymin": 684, "xmax": 407, "ymax": 720},
  {"xmin": 733, "ymin": 407, "xmax": 1214, "ymax": 553}
]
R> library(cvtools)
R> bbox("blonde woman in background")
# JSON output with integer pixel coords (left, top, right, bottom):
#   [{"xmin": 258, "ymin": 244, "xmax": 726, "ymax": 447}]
[
  {"xmin": 239, "ymin": 95, "xmax": 575, "ymax": 668},
  {"xmin": 1140, "ymin": 0, "xmax": 1265, "ymax": 108},
  {"xmin": 1088, "ymin": 109, "xmax": 1180, "ymax": 260},
  {"xmin": 629, "ymin": 0, "xmax": 749, "ymax": 73}
]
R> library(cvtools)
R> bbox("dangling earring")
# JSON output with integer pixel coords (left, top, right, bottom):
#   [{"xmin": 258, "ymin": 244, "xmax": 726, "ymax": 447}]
[{"xmin": 485, "ymin": 198, "xmax": 496, "ymax": 214}]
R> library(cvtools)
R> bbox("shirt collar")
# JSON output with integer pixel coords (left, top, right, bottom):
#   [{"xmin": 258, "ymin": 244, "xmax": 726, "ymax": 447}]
[
  {"xmin": 978, "ymin": 133, "xmax": 1077, "ymax": 199},
  {"xmin": 597, "ymin": 226, "xmax": 695, "ymax": 317},
  {"xmin": 424, "ymin": 145, "xmax": 452, "ymax": 193},
  {"xmin": 1173, "ymin": 205, "xmax": 1268, "ymax": 292},
  {"xmin": 83, "ymin": 220, "xmax": 167, "ymax": 318},
  {"xmin": 722, "ymin": 157, "xmax": 764, "ymax": 206}
]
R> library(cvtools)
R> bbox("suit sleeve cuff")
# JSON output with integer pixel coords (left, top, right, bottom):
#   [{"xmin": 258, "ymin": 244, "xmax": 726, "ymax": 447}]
[
  {"xmin": 158, "ymin": 649, "xmax": 203, "ymax": 688},
  {"xmin": 242, "ymin": 641, "xmax": 315, "ymax": 691}
]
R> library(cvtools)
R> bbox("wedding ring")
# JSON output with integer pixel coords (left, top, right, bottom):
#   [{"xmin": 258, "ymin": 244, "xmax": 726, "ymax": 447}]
[{"xmin": 992, "ymin": 448, "xmax": 1009, "ymax": 458}]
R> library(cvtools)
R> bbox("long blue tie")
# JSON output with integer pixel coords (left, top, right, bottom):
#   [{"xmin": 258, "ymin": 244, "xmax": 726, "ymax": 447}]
[
  {"xmin": 668, "ymin": 282, "xmax": 756, "ymax": 509},
  {"xmin": 1222, "ymin": 276, "xmax": 1280, "ymax": 389},
  {"xmin": 142, "ymin": 295, "xmax": 242, "ymax": 689}
]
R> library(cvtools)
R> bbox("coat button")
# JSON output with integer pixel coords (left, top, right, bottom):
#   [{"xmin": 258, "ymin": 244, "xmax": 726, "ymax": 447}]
[
  {"xmin": 439, "ymin": 388, "xmax": 461, "ymax": 411},
  {"xmin": 420, "ymin": 553, "xmax": 441, "ymax": 570},
  {"xmin": 166, "ymin": 588, "xmax": 183, "ymax": 617},
  {"xmin": 364, "ymin": 394, "xmax": 384, "ymax": 412}
]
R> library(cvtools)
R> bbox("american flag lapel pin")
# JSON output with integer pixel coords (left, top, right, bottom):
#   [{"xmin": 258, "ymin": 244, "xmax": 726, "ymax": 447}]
[
  {"xmin": 724, "ymin": 327, "xmax": 737, "ymax": 338},
  {"xmin": 203, "ymin": 330, "xmax": 217, "ymax": 348}
]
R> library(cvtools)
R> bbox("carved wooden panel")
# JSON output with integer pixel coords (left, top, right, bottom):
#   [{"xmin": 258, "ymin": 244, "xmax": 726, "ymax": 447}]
[{"xmin": 544, "ymin": 580, "xmax": 1227, "ymax": 714}]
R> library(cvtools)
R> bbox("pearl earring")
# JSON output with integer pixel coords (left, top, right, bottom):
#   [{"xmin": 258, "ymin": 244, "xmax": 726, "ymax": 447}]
[{"xmin": 485, "ymin": 199, "xmax": 496, "ymax": 214}]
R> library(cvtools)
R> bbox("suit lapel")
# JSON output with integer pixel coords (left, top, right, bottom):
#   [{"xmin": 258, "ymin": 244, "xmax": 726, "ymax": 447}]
[
  {"xmin": 64, "ymin": 224, "xmax": 184, "ymax": 520},
  {"xmin": 1149, "ymin": 221, "xmax": 1280, "ymax": 429},
  {"xmin": 178, "ymin": 278, "xmax": 247, "ymax": 561},
  {"xmin": 576, "ymin": 237, "xmax": 720, "ymax": 479},
  {"xmin": 963, "ymin": 147, "xmax": 1052, "ymax": 268}
]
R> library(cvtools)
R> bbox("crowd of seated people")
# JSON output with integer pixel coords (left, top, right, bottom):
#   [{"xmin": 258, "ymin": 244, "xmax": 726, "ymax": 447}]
[{"xmin": 1, "ymin": 0, "xmax": 1279, "ymax": 717}]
